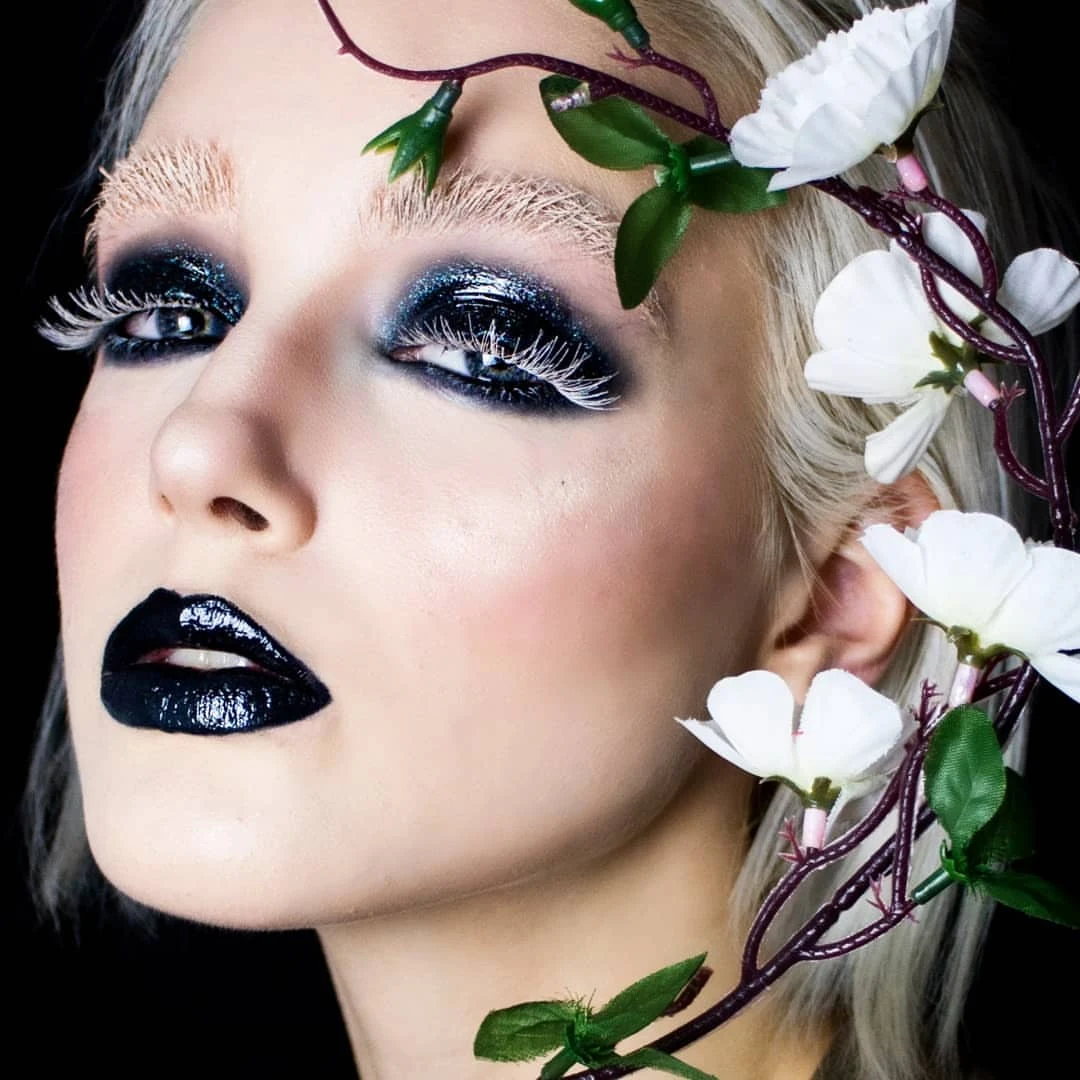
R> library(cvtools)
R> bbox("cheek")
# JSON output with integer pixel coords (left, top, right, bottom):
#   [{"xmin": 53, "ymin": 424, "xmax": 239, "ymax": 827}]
[{"xmin": 297, "ymin": 394, "xmax": 770, "ymax": 911}]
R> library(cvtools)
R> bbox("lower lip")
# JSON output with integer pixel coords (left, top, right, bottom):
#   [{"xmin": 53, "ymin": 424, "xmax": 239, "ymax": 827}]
[{"xmin": 101, "ymin": 665, "xmax": 330, "ymax": 735}]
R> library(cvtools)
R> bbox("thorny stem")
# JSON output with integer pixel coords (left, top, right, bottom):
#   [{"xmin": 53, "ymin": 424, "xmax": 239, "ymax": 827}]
[
  {"xmin": 314, "ymin": 5, "xmax": 1077, "ymax": 1077},
  {"xmin": 635, "ymin": 46, "xmax": 724, "ymax": 136},
  {"xmin": 973, "ymin": 666, "xmax": 1020, "ymax": 704},
  {"xmin": 1060, "ymin": 378, "xmax": 1080, "ymax": 443},
  {"xmin": 990, "ymin": 397, "xmax": 1048, "ymax": 499},
  {"xmin": 917, "ymin": 188, "xmax": 1000, "ymax": 297},
  {"xmin": 316, "ymin": 0, "xmax": 726, "ymax": 139}
]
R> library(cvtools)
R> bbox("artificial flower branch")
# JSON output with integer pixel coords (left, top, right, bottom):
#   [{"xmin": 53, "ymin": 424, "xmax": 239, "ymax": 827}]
[
  {"xmin": 316, "ymin": 0, "xmax": 728, "ymax": 139},
  {"xmin": 315, "ymin": 1, "xmax": 1079, "ymax": 1076}
]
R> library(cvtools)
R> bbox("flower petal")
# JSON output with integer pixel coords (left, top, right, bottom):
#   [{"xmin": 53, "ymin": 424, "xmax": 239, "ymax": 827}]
[
  {"xmin": 861, "ymin": 521, "xmax": 929, "ymax": 611},
  {"xmin": 863, "ymin": 510, "xmax": 1033, "ymax": 634},
  {"xmin": 795, "ymin": 669, "xmax": 904, "ymax": 788},
  {"xmin": 675, "ymin": 716, "xmax": 756, "ymax": 774},
  {"xmin": 981, "ymin": 544, "xmax": 1080, "ymax": 655},
  {"xmin": 702, "ymin": 670, "xmax": 797, "ymax": 779},
  {"xmin": 861, "ymin": 22, "xmax": 945, "ymax": 140},
  {"xmin": 1028, "ymin": 652, "xmax": 1080, "ymax": 705},
  {"xmin": 989, "ymin": 248, "xmax": 1080, "ymax": 341},
  {"xmin": 863, "ymin": 391, "xmax": 950, "ymax": 483},
  {"xmin": 772, "ymin": 103, "xmax": 878, "ymax": 189},
  {"xmin": 810, "ymin": 249, "xmax": 940, "ymax": 400}
]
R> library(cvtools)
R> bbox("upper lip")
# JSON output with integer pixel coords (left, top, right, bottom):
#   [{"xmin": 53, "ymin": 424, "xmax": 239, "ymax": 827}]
[{"xmin": 103, "ymin": 588, "xmax": 327, "ymax": 692}]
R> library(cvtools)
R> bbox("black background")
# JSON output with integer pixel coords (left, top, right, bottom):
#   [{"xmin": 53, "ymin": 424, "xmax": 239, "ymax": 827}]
[{"xmin": 8, "ymin": 2, "xmax": 1077, "ymax": 1076}]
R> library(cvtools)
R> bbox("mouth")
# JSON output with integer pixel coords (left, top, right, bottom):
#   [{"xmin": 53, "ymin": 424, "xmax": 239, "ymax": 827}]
[{"xmin": 101, "ymin": 589, "xmax": 332, "ymax": 735}]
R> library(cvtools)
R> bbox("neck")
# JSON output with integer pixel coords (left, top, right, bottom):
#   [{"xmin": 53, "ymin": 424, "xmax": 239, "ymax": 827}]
[{"xmin": 318, "ymin": 761, "xmax": 831, "ymax": 1080}]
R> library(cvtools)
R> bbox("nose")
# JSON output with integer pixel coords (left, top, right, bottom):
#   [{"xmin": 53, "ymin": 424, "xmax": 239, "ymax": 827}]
[{"xmin": 150, "ymin": 400, "xmax": 316, "ymax": 553}]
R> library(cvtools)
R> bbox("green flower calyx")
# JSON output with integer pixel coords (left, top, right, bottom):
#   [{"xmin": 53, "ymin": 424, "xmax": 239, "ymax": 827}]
[
  {"xmin": 363, "ymin": 79, "xmax": 462, "ymax": 193},
  {"xmin": 568, "ymin": 0, "xmax": 650, "ymax": 50}
]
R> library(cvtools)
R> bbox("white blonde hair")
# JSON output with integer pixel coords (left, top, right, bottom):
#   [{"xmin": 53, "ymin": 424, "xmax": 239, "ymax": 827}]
[{"xmin": 27, "ymin": 2, "xmax": 1078, "ymax": 1078}]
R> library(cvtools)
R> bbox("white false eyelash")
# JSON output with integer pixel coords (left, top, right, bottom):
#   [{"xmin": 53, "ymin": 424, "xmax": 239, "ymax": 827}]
[
  {"xmin": 394, "ymin": 315, "xmax": 621, "ymax": 411},
  {"xmin": 37, "ymin": 285, "xmax": 179, "ymax": 352}
]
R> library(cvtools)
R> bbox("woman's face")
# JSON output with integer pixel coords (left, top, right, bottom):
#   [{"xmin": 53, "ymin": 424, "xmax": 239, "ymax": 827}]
[{"xmin": 57, "ymin": 0, "xmax": 773, "ymax": 927}]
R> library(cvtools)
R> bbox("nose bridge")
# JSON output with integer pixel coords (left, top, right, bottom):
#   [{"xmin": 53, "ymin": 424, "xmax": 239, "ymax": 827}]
[{"xmin": 149, "ymin": 319, "xmax": 318, "ymax": 551}]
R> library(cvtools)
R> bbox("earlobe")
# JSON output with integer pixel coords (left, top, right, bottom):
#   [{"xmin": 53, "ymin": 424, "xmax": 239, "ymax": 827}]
[{"xmin": 757, "ymin": 475, "xmax": 940, "ymax": 698}]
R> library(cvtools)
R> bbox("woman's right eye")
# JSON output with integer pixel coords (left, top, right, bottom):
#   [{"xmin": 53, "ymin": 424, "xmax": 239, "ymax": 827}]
[
  {"xmin": 38, "ymin": 242, "xmax": 246, "ymax": 365},
  {"xmin": 104, "ymin": 305, "xmax": 233, "ymax": 361}
]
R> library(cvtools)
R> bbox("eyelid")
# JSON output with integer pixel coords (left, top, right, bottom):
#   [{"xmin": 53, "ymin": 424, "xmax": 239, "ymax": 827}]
[{"xmin": 392, "ymin": 316, "xmax": 621, "ymax": 411}]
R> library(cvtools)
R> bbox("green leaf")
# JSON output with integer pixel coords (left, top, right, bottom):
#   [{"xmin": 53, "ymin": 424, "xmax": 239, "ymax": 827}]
[
  {"xmin": 540, "ymin": 76, "xmax": 672, "ymax": 169},
  {"xmin": 588, "ymin": 954, "xmax": 708, "ymax": 1046},
  {"xmin": 473, "ymin": 1000, "xmax": 578, "ymax": 1062},
  {"xmin": 913, "ymin": 369, "xmax": 963, "ymax": 392},
  {"xmin": 681, "ymin": 135, "xmax": 787, "ymax": 213},
  {"xmin": 614, "ymin": 181, "xmax": 692, "ymax": 309},
  {"xmin": 976, "ymin": 870, "xmax": 1080, "ymax": 928},
  {"xmin": 620, "ymin": 1047, "xmax": 721, "ymax": 1080},
  {"xmin": 539, "ymin": 1046, "xmax": 580, "ymax": 1080},
  {"xmin": 924, "ymin": 706, "xmax": 1006, "ymax": 852},
  {"xmin": 967, "ymin": 767, "xmax": 1036, "ymax": 872}
]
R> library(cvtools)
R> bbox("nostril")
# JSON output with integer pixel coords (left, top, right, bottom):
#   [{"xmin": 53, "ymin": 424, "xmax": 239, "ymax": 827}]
[{"xmin": 209, "ymin": 496, "xmax": 270, "ymax": 532}]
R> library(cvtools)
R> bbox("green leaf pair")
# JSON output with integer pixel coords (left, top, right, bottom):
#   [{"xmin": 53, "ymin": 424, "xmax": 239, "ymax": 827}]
[
  {"xmin": 918, "ymin": 706, "xmax": 1079, "ymax": 927},
  {"xmin": 540, "ymin": 76, "xmax": 786, "ymax": 309},
  {"xmin": 363, "ymin": 80, "xmax": 462, "ymax": 193},
  {"xmin": 474, "ymin": 952, "xmax": 718, "ymax": 1079}
]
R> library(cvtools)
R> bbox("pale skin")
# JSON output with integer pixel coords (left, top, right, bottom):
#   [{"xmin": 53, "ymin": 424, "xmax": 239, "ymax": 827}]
[{"xmin": 55, "ymin": 1, "xmax": 917, "ymax": 1077}]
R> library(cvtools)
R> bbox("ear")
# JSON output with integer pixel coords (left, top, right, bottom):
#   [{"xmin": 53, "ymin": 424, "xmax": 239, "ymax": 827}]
[{"xmin": 756, "ymin": 475, "xmax": 939, "ymax": 699}]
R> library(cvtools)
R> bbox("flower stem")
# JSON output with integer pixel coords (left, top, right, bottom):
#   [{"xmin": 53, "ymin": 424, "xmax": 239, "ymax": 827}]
[
  {"xmin": 911, "ymin": 866, "xmax": 954, "ymax": 904},
  {"xmin": 800, "ymin": 807, "xmax": 828, "ymax": 851},
  {"xmin": 947, "ymin": 661, "xmax": 983, "ymax": 707},
  {"xmin": 895, "ymin": 151, "xmax": 929, "ymax": 194},
  {"xmin": 963, "ymin": 368, "xmax": 1000, "ymax": 408}
]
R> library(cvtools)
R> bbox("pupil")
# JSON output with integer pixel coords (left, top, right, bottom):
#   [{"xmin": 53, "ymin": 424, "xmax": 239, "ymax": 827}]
[
  {"xmin": 166, "ymin": 310, "xmax": 201, "ymax": 337},
  {"xmin": 469, "ymin": 352, "xmax": 534, "ymax": 382}
]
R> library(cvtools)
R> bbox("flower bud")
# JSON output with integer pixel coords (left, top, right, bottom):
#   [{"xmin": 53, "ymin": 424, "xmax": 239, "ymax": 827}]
[{"xmin": 568, "ymin": 0, "xmax": 650, "ymax": 49}]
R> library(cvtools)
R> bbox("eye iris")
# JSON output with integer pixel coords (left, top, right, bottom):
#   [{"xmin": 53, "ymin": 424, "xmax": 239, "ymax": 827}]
[
  {"xmin": 126, "ymin": 307, "xmax": 208, "ymax": 341},
  {"xmin": 473, "ymin": 351, "xmax": 536, "ymax": 381}
]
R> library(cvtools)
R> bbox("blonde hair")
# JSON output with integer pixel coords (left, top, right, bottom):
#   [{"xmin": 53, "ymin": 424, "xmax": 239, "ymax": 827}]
[{"xmin": 27, "ymin": 2, "xmax": 1077, "ymax": 1078}]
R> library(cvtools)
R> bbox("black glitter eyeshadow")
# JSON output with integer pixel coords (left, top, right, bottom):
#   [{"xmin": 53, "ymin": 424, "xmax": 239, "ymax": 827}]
[
  {"xmin": 104, "ymin": 241, "xmax": 246, "ymax": 325},
  {"xmin": 383, "ymin": 263, "xmax": 590, "ymax": 349}
]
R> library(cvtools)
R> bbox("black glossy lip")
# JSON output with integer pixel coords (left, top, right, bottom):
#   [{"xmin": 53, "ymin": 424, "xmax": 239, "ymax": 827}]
[{"xmin": 101, "ymin": 588, "xmax": 331, "ymax": 735}]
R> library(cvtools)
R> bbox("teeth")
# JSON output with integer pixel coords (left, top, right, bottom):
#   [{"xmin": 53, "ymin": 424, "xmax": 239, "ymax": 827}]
[{"xmin": 147, "ymin": 647, "xmax": 258, "ymax": 671}]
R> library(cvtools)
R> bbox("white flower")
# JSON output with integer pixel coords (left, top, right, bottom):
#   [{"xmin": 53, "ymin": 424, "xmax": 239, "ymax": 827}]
[
  {"xmin": 804, "ymin": 210, "xmax": 1080, "ymax": 483},
  {"xmin": 861, "ymin": 510, "xmax": 1080, "ymax": 702},
  {"xmin": 729, "ymin": 0, "xmax": 956, "ymax": 190},
  {"xmin": 677, "ymin": 669, "xmax": 905, "ymax": 818}
]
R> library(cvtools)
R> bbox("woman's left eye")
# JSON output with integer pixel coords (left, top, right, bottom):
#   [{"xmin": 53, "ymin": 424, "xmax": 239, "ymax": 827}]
[{"xmin": 381, "ymin": 264, "xmax": 624, "ymax": 413}]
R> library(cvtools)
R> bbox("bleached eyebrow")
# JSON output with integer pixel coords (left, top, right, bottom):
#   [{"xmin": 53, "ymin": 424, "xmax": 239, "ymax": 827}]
[
  {"xmin": 88, "ymin": 140, "xmax": 666, "ymax": 328},
  {"xmin": 368, "ymin": 167, "xmax": 666, "ymax": 329},
  {"xmin": 87, "ymin": 139, "xmax": 238, "ymax": 253}
]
